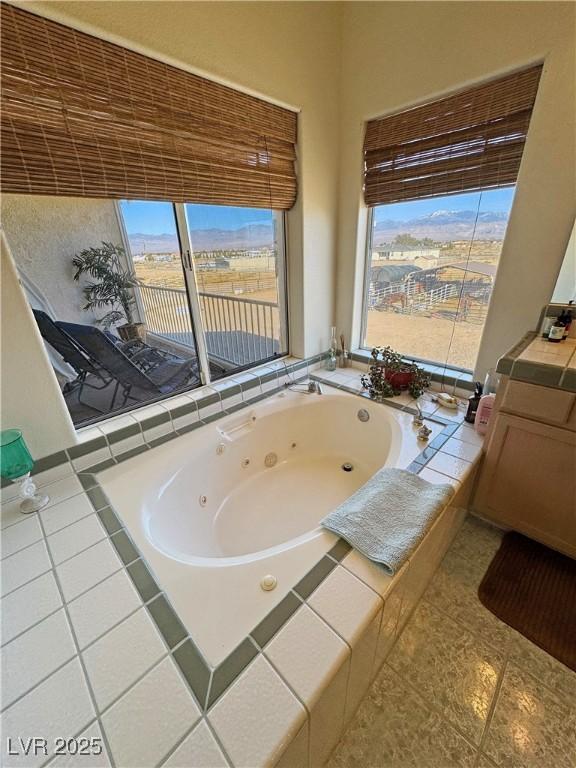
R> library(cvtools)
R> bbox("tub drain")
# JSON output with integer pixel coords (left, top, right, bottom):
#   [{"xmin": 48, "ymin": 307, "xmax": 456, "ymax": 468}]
[{"xmin": 341, "ymin": 463, "xmax": 354, "ymax": 472}]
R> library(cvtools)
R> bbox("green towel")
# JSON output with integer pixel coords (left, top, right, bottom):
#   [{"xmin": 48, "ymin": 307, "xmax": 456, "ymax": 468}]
[{"xmin": 322, "ymin": 467, "xmax": 454, "ymax": 575}]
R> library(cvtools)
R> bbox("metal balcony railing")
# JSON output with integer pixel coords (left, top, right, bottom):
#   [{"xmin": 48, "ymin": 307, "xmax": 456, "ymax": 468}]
[{"xmin": 136, "ymin": 282, "xmax": 280, "ymax": 366}]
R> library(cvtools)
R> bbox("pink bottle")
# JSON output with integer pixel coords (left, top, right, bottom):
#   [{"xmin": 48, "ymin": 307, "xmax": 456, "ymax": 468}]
[{"xmin": 474, "ymin": 393, "xmax": 495, "ymax": 435}]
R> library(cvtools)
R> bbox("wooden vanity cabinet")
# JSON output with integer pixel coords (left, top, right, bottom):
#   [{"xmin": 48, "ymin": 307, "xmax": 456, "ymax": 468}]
[{"xmin": 474, "ymin": 380, "xmax": 576, "ymax": 558}]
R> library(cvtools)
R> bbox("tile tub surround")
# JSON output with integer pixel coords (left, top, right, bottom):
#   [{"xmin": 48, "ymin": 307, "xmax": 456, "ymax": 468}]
[
  {"xmin": 1, "ymin": 354, "xmax": 478, "ymax": 768},
  {"xmin": 328, "ymin": 516, "xmax": 576, "ymax": 768},
  {"xmin": 94, "ymin": 375, "xmax": 453, "ymax": 667}
]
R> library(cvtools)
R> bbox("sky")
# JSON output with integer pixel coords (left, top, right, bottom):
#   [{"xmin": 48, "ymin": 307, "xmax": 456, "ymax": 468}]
[
  {"xmin": 373, "ymin": 187, "xmax": 516, "ymax": 223},
  {"xmin": 120, "ymin": 200, "xmax": 273, "ymax": 235},
  {"xmin": 120, "ymin": 187, "xmax": 516, "ymax": 235}
]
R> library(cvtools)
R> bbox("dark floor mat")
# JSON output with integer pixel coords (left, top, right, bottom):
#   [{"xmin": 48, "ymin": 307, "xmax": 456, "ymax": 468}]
[{"xmin": 478, "ymin": 531, "xmax": 576, "ymax": 672}]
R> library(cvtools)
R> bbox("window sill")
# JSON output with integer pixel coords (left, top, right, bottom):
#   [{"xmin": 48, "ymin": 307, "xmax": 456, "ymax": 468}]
[
  {"xmin": 74, "ymin": 353, "xmax": 323, "ymax": 444},
  {"xmin": 350, "ymin": 349, "xmax": 474, "ymax": 392}
]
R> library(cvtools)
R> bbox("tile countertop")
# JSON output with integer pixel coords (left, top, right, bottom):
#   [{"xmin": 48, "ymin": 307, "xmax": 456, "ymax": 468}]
[
  {"xmin": 496, "ymin": 333, "xmax": 576, "ymax": 392},
  {"xmin": 517, "ymin": 337, "xmax": 576, "ymax": 369}
]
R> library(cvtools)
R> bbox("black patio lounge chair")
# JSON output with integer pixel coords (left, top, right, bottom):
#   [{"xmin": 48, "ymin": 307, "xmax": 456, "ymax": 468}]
[
  {"xmin": 56, "ymin": 321, "xmax": 199, "ymax": 410},
  {"xmin": 33, "ymin": 310, "xmax": 113, "ymax": 411}
]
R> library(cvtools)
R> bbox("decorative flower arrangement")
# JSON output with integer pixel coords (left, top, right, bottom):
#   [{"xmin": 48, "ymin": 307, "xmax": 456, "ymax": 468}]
[{"xmin": 361, "ymin": 346, "xmax": 431, "ymax": 400}]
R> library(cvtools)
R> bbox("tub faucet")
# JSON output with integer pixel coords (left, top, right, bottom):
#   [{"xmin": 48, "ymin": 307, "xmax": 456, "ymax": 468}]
[
  {"xmin": 286, "ymin": 379, "xmax": 323, "ymax": 395},
  {"xmin": 282, "ymin": 361, "xmax": 322, "ymax": 394},
  {"xmin": 413, "ymin": 401, "xmax": 424, "ymax": 426}
]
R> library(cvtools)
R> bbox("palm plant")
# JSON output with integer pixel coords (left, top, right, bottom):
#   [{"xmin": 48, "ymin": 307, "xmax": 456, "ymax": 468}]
[{"xmin": 72, "ymin": 242, "xmax": 137, "ymax": 329}]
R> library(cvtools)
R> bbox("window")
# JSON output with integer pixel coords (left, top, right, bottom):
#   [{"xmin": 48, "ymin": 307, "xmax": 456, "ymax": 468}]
[
  {"xmin": 3, "ymin": 193, "xmax": 287, "ymax": 429},
  {"xmin": 121, "ymin": 201, "xmax": 288, "ymax": 383},
  {"xmin": 360, "ymin": 66, "xmax": 542, "ymax": 372},
  {"xmin": 362, "ymin": 188, "xmax": 515, "ymax": 371}
]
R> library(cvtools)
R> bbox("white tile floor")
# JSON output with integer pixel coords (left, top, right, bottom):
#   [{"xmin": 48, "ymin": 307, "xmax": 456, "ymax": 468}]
[{"xmin": 327, "ymin": 515, "xmax": 576, "ymax": 768}]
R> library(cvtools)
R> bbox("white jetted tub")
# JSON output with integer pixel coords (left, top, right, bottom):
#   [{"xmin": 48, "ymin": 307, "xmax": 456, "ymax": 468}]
[{"xmin": 99, "ymin": 385, "xmax": 443, "ymax": 665}]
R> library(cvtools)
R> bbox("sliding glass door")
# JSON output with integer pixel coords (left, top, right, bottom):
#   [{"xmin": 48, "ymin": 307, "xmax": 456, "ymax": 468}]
[
  {"xmin": 119, "ymin": 200, "xmax": 289, "ymax": 386},
  {"xmin": 183, "ymin": 203, "xmax": 287, "ymax": 381}
]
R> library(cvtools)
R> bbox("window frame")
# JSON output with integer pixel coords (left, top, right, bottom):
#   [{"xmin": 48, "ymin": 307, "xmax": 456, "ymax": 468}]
[
  {"xmin": 359, "ymin": 197, "xmax": 508, "ymax": 376},
  {"xmin": 114, "ymin": 200, "xmax": 290, "ymax": 382},
  {"xmin": 115, "ymin": 199, "xmax": 290, "ymax": 393}
]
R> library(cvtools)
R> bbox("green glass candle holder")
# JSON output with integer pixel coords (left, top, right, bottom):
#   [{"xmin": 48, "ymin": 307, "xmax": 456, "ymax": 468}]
[{"xmin": 0, "ymin": 429, "xmax": 49, "ymax": 514}]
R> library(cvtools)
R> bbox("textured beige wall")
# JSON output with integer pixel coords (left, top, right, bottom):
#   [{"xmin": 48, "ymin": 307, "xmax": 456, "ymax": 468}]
[
  {"xmin": 2, "ymin": 194, "xmax": 123, "ymax": 325},
  {"xmin": 335, "ymin": 1, "xmax": 576, "ymax": 378},
  {"xmin": 1, "ymin": 232, "xmax": 76, "ymax": 456}
]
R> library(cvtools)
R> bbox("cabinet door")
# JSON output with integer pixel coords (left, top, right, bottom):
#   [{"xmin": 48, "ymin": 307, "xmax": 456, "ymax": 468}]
[
  {"xmin": 474, "ymin": 414, "xmax": 576, "ymax": 557},
  {"xmin": 501, "ymin": 380, "xmax": 576, "ymax": 428}
]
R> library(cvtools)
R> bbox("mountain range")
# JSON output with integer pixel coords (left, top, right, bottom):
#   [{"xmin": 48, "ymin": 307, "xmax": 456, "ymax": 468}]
[
  {"xmin": 128, "ymin": 210, "xmax": 509, "ymax": 253},
  {"xmin": 128, "ymin": 224, "xmax": 273, "ymax": 254},
  {"xmin": 373, "ymin": 209, "xmax": 509, "ymax": 244}
]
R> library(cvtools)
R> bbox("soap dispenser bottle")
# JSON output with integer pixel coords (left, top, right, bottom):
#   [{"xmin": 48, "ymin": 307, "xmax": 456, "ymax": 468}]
[{"xmin": 465, "ymin": 382, "xmax": 483, "ymax": 424}]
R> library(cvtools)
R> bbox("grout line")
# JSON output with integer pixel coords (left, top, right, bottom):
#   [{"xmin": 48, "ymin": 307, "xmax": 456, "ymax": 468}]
[
  {"xmin": 419, "ymin": 594, "xmax": 508, "ymax": 655},
  {"xmin": 1, "ymin": 563, "xmax": 53, "ymax": 602},
  {"xmin": 383, "ymin": 660, "xmax": 481, "ymax": 755},
  {"xmin": 202, "ymin": 717, "xmax": 235, "ymax": 768},
  {"xmin": 156, "ymin": 719, "xmax": 200, "ymax": 767},
  {"xmin": 45, "ymin": 514, "xmax": 109, "ymax": 552},
  {"xmin": 35, "ymin": 512, "xmax": 118, "ymax": 768},
  {"xmin": 40, "ymin": 508, "xmax": 96, "ymax": 539},
  {"xmin": 202, "ymin": 665, "xmax": 214, "ymax": 712},
  {"xmin": 96, "ymin": 651, "xmax": 171, "ymax": 718},
  {"xmin": 0, "ymin": 601, "xmax": 64, "ymax": 650},
  {"xmin": 261, "ymin": 650, "xmax": 312, "ymax": 761},
  {"xmin": 0, "ymin": 640, "xmax": 80, "ymax": 714},
  {"xmin": 46, "ymin": 530, "xmax": 109, "ymax": 568},
  {"xmin": 475, "ymin": 646, "xmax": 510, "ymax": 762},
  {"xmin": 1, "ymin": 485, "xmax": 88, "ymax": 533},
  {"xmin": 39, "ymin": 717, "xmax": 109, "ymax": 768},
  {"xmin": 59, "ymin": 562, "xmax": 126, "ymax": 607},
  {"xmin": 8, "ymin": 515, "xmax": 73, "ymax": 560},
  {"xmin": 203, "ymin": 637, "xmax": 260, "ymax": 712},
  {"xmin": 76, "ymin": 599, "xmax": 147, "ymax": 655},
  {"xmin": 0, "ymin": 532, "xmax": 45, "ymax": 562},
  {"xmin": 304, "ymin": 600, "xmax": 354, "ymax": 657}
]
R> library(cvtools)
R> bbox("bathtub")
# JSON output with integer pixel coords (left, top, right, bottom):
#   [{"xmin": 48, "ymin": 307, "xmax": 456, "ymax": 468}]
[{"xmin": 99, "ymin": 384, "xmax": 444, "ymax": 665}]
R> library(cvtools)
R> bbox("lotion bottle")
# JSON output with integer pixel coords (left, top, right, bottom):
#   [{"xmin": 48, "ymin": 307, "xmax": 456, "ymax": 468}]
[{"xmin": 474, "ymin": 393, "xmax": 495, "ymax": 435}]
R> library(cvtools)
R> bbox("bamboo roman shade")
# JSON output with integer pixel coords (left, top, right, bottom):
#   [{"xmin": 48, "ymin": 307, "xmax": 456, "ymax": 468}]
[
  {"xmin": 363, "ymin": 65, "xmax": 542, "ymax": 207},
  {"xmin": 1, "ymin": 4, "xmax": 297, "ymax": 208}
]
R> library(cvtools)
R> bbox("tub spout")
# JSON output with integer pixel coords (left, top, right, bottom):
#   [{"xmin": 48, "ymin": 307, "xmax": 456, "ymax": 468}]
[
  {"xmin": 286, "ymin": 379, "xmax": 323, "ymax": 395},
  {"xmin": 413, "ymin": 401, "xmax": 423, "ymax": 426}
]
